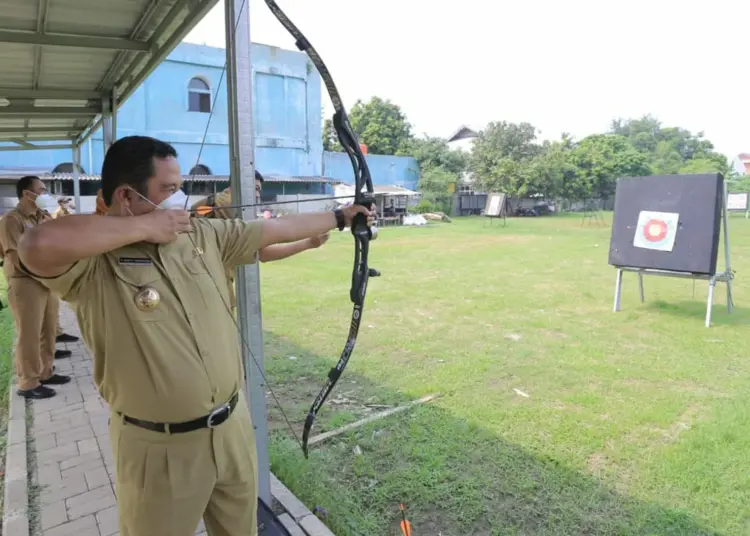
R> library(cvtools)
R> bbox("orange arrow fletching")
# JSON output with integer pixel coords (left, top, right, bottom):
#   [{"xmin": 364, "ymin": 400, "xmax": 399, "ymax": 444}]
[
  {"xmin": 195, "ymin": 205, "xmax": 214, "ymax": 216},
  {"xmin": 399, "ymin": 504, "xmax": 411, "ymax": 535}
]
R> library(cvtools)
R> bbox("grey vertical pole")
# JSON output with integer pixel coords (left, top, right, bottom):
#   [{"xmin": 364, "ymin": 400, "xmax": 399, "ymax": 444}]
[
  {"xmin": 110, "ymin": 90, "xmax": 118, "ymax": 143},
  {"xmin": 102, "ymin": 93, "xmax": 117, "ymax": 154},
  {"xmin": 721, "ymin": 178, "xmax": 734, "ymax": 313},
  {"xmin": 72, "ymin": 145, "xmax": 81, "ymax": 214},
  {"xmin": 225, "ymin": 0, "xmax": 271, "ymax": 504}
]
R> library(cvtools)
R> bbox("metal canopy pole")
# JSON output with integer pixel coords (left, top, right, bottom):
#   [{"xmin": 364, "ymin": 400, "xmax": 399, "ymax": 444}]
[
  {"xmin": 225, "ymin": 0, "xmax": 271, "ymax": 504},
  {"xmin": 102, "ymin": 93, "xmax": 115, "ymax": 153},
  {"xmin": 72, "ymin": 145, "xmax": 81, "ymax": 214}
]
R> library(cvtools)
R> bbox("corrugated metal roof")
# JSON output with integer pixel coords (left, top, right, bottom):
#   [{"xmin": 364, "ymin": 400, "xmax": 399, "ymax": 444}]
[
  {"xmin": 0, "ymin": 0, "xmax": 219, "ymax": 146},
  {"xmin": 1, "ymin": 172, "xmax": 345, "ymax": 185}
]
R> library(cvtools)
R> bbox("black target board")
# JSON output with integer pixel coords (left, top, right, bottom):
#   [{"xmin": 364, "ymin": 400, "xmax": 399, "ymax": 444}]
[{"xmin": 608, "ymin": 173, "xmax": 723, "ymax": 276}]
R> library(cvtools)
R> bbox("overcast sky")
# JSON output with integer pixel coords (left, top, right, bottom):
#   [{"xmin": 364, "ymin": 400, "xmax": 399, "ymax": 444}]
[{"xmin": 184, "ymin": 0, "xmax": 747, "ymax": 164}]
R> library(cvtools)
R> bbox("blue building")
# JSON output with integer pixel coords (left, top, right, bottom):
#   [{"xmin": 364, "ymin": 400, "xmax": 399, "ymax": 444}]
[{"xmin": 0, "ymin": 42, "xmax": 419, "ymax": 205}]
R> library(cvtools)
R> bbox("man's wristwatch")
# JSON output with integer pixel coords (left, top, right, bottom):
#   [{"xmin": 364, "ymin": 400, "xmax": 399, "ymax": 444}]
[{"xmin": 333, "ymin": 209, "xmax": 345, "ymax": 231}]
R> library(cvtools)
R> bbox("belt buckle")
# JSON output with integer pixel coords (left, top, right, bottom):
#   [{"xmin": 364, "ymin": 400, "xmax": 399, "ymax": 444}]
[{"xmin": 207, "ymin": 403, "xmax": 229, "ymax": 428}]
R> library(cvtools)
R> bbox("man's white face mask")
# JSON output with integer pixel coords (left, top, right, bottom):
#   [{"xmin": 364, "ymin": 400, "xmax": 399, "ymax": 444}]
[
  {"xmin": 33, "ymin": 192, "xmax": 57, "ymax": 211},
  {"xmin": 158, "ymin": 189, "xmax": 188, "ymax": 210},
  {"xmin": 127, "ymin": 188, "xmax": 188, "ymax": 212}
]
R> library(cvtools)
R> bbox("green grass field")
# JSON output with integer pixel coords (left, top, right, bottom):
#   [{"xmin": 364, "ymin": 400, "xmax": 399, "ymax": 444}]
[
  {"xmin": 262, "ymin": 214, "xmax": 750, "ymax": 536},
  {"xmin": 0, "ymin": 274, "xmax": 16, "ymax": 517}
]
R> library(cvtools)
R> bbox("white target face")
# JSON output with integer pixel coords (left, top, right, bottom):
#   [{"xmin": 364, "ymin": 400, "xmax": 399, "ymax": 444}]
[
  {"xmin": 727, "ymin": 193, "xmax": 748, "ymax": 211},
  {"xmin": 633, "ymin": 210, "xmax": 679, "ymax": 252}
]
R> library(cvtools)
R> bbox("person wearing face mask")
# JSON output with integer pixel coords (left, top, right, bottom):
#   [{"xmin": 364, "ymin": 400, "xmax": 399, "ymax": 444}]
[
  {"xmin": 16, "ymin": 135, "xmax": 376, "ymax": 536},
  {"xmin": 191, "ymin": 170, "xmax": 330, "ymax": 310},
  {"xmin": 0, "ymin": 176, "xmax": 72, "ymax": 399}
]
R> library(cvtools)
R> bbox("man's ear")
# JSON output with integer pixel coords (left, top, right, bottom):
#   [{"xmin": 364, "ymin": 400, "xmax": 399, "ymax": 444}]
[{"xmin": 111, "ymin": 186, "xmax": 131, "ymax": 207}]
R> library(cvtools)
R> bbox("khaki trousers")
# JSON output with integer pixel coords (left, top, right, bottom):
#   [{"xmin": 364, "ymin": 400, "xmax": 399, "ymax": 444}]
[
  {"xmin": 7, "ymin": 277, "xmax": 57, "ymax": 390},
  {"xmin": 110, "ymin": 393, "xmax": 258, "ymax": 536}
]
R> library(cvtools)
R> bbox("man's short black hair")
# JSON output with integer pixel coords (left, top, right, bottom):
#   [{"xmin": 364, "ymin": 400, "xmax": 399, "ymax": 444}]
[
  {"xmin": 16, "ymin": 175, "xmax": 40, "ymax": 199},
  {"xmin": 255, "ymin": 170, "xmax": 264, "ymax": 183},
  {"xmin": 101, "ymin": 136, "xmax": 178, "ymax": 206}
]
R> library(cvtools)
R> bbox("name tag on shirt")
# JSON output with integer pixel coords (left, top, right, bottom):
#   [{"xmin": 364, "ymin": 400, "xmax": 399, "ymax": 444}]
[{"xmin": 118, "ymin": 257, "xmax": 153, "ymax": 267}]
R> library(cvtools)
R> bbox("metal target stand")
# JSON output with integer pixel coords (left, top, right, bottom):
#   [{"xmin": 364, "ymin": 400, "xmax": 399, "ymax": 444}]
[
  {"xmin": 612, "ymin": 180, "xmax": 735, "ymax": 328},
  {"xmin": 581, "ymin": 199, "xmax": 606, "ymax": 227}
]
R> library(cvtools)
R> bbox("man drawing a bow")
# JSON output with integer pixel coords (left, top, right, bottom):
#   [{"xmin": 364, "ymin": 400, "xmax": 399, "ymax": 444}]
[{"xmin": 17, "ymin": 135, "xmax": 375, "ymax": 536}]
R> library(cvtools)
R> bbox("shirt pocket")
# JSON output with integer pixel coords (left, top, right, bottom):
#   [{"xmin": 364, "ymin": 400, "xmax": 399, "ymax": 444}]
[
  {"xmin": 182, "ymin": 252, "xmax": 232, "ymax": 313},
  {"xmin": 110, "ymin": 263, "xmax": 170, "ymax": 323}
]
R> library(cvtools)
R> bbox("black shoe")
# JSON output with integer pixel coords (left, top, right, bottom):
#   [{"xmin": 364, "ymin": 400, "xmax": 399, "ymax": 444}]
[
  {"xmin": 56, "ymin": 333, "xmax": 79, "ymax": 343},
  {"xmin": 17, "ymin": 385, "xmax": 56, "ymax": 399},
  {"xmin": 55, "ymin": 350, "xmax": 72, "ymax": 359},
  {"xmin": 41, "ymin": 374, "xmax": 71, "ymax": 386}
]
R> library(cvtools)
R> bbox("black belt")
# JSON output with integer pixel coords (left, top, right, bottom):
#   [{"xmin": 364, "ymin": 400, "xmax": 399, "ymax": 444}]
[{"xmin": 120, "ymin": 392, "xmax": 239, "ymax": 434}]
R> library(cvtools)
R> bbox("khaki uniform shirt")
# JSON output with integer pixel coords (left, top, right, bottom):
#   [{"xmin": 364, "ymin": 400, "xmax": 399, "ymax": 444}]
[
  {"xmin": 0, "ymin": 205, "xmax": 51, "ymax": 280},
  {"xmin": 33, "ymin": 218, "xmax": 263, "ymax": 423},
  {"xmin": 192, "ymin": 189, "xmax": 240, "ymax": 308}
]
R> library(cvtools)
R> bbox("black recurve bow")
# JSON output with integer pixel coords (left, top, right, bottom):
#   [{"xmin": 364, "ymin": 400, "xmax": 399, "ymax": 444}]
[{"xmin": 265, "ymin": 0, "xmax": 382, "ymax": 458}]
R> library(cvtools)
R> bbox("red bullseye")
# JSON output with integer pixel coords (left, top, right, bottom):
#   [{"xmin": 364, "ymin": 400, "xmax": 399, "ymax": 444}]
[{"xmin": 643, "ymin": 219, "xmax": 668, "ymax": 242}]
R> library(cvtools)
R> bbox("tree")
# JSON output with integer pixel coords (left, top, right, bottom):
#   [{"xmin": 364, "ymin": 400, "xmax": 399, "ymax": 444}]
[
  {"xmin": 399, "ymin": 136, "xmax": 467, "ymax": 176},
  {"xmin": 322, "ymin": 118, "xmax": 341, "ymax": 152},
  {"xmin": 525, "ymin": 140, "xmax": 577, "ymax": 199},
  {"xmin": 610, "ymin": 115, "xmax": 729, "ymax": 176},
  {"xmin": 567, "ymin": 134, "xmax": 651, "ymax": 200},
  {"xmin": 321, "ymin": 97, "xmax": 413, "ymax": 155},
  {"xmin": 469, "ymin": 121, "xmax": 541, "ymax": 195},
  {"xmin": 398, "ymin": 136, "xmax": 468, "ymax": 213},
  {"xmin": 347, "ymin": 97, "xmax": 413, "ymax": 155}
]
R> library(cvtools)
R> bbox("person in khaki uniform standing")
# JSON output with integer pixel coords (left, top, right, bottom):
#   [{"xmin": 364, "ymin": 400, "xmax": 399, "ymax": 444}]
[
  {"xmin": 18, "ymin": 136, "xmax": 375, "ymax": 536},
  {"xmin": 1, "ymin": 197, "xmax": 77, "ymax": 350},
  {"xmin": 0, "ymin": 176, "xmax": 71, "ymax": 399},
  {"xmin": 191, "ymin": 170, "xmax": 329, "ymax": 309}
]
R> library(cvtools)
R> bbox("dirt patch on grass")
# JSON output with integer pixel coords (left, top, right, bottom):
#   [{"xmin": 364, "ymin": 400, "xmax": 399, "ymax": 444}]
[
  {"xmin": 265, "ymin": 374, "xmax": 394, "ymax": 438},
  {"xmin": 623, "ymin": 404, "xmax": 704, "ymax": 450}
]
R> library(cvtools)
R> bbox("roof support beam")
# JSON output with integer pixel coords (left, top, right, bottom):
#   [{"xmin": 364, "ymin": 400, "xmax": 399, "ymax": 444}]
[
  {"xmin": 0, "ymin": 88, "xmax": 104, "ymax": 100},
  {"xmin": 0, "ymin": 106, "xmax": 100, "ymax": 117},
  {"xmin": 0, "ymin": 143, "xmax": 74, "ymax": 152},
  {"xmin": 11, "ymin": 139, "xmax": 35, "ymax": 148},
  {"xmin": 0, "ymin": 30, "xmax": 151, "ymax": 51},
  {"xmin": 0, "ymin": 134, "xmax": 77, "ymax": 142},
  {"xmin": 0, "ymin": 127, "xmax": 82, "ymax": 134}
]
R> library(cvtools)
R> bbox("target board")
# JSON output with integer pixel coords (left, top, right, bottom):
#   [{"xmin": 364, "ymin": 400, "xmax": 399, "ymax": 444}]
[
  {"xmin": 727, "ymin": 193, "xmax": 748, "ymax": 211},
  {"xmin": 484, "ymin": 193, "xmax": 507, "ymax": 217},
  {"xmin": 608, "ymin": 173, "xmax": 723, "ymax": 275}
]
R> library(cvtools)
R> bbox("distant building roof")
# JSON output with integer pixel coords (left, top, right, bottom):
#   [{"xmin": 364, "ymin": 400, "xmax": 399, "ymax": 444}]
[
  {"xmin": 739, "ymin": 153, "xmax": 750, "ymax": 162},
  {"xmin": 447, "ymin": 125, "xmax": 479, "ymax": 143}
]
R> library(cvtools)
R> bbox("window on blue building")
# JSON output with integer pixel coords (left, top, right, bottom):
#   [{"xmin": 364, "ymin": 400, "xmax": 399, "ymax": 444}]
[{"xmin": 188, "ymin": 77, "xmax": 211, "ymax": 113}]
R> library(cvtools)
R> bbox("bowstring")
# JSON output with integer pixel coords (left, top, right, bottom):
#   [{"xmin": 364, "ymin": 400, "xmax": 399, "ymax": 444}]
[{"xmin": 182, "ymin": 0, "xmax": 303, "ymax": 449}]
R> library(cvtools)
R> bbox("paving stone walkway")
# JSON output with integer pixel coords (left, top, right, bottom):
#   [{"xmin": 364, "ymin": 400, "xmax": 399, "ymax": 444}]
[{"xmin": 27, "ymin": 304, "xmax": 319, "ymax": 536}]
